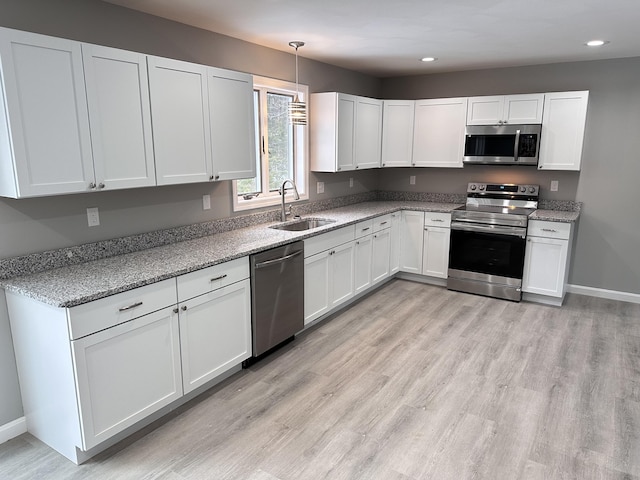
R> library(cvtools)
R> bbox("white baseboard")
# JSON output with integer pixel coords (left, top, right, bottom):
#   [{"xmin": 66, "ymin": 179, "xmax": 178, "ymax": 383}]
[
  {"xmin": 567, "ymin": 284, "xmax": 640, "ymax": 304},
  {"xmin": 0, "ymin": 417, "xmax": 26, "ymax": 444}
]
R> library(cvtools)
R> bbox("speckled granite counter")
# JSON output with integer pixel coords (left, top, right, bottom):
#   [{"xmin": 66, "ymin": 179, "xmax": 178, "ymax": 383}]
[
  {"xmin": 1, "ymin": 201, "xmax": 461, "ymax": 308},
  {"xmin": 529, "ymin": 209, "xmax": 580, "ymax": 223}
]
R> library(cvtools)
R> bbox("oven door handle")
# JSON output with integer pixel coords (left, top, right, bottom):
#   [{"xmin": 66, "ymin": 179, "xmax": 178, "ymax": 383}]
[{"xmin": 451, "ymin": 221, "xmax": 527, "ymax": 238}]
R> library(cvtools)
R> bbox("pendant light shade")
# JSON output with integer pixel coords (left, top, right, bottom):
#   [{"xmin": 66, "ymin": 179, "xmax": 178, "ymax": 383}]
[{"xmin": 288, "ymin": 41, "xmax": 307, "ymax": 125}]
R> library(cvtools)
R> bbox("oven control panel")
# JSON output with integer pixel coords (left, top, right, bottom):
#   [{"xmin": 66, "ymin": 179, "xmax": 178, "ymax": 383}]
[{"xmin": 467, "ymin": 183, "xmax": 539, "ymax": 197}]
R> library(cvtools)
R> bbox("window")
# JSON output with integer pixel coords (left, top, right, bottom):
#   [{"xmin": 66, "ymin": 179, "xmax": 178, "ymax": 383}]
[{"xmin": 232, "ymin": 76, "xmax": 308, "ymax": 211}]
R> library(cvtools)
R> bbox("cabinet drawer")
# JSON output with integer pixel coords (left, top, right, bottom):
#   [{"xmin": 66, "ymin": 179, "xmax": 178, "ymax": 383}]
[
  {"xmin": 373, "ymin": 214, "xmax": 392, "ymax": 232},
  {"xmin": 68, "ymin": 278, "xmax": 177, "ymax": 340},
  {"xmin": 424, "ymin": 212, "xmax": 451, "ymax": 227},
  {"xmin": 355, "ymin": 219, "xmax": 374, "ymax": 238},
  {"xmin": 176, "ymin": 257, "xmax": 249, "ymax": 302},
  {"xmin": 528, "ymin": 220, "xmax": 571, "ymax": 240},
  {"xmin": 304, "ymin": 225, "xmax": 355, "ymax": 257}
]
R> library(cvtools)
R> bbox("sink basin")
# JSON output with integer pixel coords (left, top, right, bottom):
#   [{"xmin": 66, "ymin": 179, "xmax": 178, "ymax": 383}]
[{"xmin": 270, "ymin": 217, "xmax": 336, "ymax": 232}]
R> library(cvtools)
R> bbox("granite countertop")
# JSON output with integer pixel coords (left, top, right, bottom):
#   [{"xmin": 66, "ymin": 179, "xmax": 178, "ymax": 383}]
[
  {"xmin": 1, "ymin": 201, "xmax": 461, "ymax": 308},
  {"xmin": 529, "ymin": 209, "xmax": 580, "ymax": 223}
]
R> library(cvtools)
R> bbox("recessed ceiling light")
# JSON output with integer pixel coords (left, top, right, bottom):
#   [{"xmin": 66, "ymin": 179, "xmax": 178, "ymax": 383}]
[
  {"xmin": 585, "ymin": 40, "xmax": 609, "ymax": 47},
  {"xmin": 421, "ymin": 57, "xmax": 437, "ymax": 62}
]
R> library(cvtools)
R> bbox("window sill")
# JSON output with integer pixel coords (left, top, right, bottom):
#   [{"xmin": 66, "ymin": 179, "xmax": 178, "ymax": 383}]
[{"xmin": 233, "ymin": 193, "xmax": 309, "ymax": 212}]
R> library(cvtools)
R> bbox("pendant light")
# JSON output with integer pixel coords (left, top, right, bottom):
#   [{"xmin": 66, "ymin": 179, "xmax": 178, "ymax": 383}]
[{"xmin": 288, "ymin": 41, "xmax": 307, "ymax": 125}]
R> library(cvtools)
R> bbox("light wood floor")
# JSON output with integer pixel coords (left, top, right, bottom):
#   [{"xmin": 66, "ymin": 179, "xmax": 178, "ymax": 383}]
[{"xmin": 2, "ymin": 279, "xmax": 640, "ymax": 479}]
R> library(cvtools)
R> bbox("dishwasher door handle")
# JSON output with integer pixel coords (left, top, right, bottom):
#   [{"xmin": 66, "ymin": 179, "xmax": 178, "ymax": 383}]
[{"xmin": 254, "ymin": 249, "xmax": 303, "ymax": 268}]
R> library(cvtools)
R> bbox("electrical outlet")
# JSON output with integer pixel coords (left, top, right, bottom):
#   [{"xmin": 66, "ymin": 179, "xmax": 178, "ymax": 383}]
[
  {"xmin": 87, "ymin": 207, "xmax": 100, "ymax": 227},
  {"xmin": 410, "ymin": 175, "xmax": 416, "ymax": 185},
  {"xmin": 349, "ymin": 177, "xmax": 354, "ymax": 188},
  {"xmin": 317, "ymin": 181, "xmax": 325, "ymax": 194},
  {"xmin": 202, "ymin": 194, "xmax": 211, "ymax": 210},
  {"xmin": 550, "ymin": 180, "xmax": 559, "ymax": 192}
]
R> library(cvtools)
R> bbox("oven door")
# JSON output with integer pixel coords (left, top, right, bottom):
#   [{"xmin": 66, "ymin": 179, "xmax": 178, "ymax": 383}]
[{"xmin": 448, "ymin": 222, "xmax": 527, "ymax": 301}]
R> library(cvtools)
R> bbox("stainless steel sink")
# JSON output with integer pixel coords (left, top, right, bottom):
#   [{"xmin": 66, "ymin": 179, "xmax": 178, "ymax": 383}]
[{"xmin": 269, "ymin": 217, "xmax": 336, "ymax": 231}]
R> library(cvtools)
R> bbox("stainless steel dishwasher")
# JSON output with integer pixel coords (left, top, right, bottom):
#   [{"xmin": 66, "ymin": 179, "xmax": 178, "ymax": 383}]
[{"xmin": 248, "ymin": 241, "xmax": 304, "ymax": 360}]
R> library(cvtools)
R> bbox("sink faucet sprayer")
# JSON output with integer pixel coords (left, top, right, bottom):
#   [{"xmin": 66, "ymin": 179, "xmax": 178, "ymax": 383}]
[{"xmin": 280, "ymin": 179, "xmax": 300, "ymax": 221}]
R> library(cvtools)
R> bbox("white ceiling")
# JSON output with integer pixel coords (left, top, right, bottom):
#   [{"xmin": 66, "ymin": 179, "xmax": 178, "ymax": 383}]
[{"xmin": 103, "ymin": 0, "xmax": 640, "ymax": 77}]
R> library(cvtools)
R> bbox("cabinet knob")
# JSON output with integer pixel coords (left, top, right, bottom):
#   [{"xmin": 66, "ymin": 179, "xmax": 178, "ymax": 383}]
[
  {"xmin": 98, "ymin": 183, "xmax": 105, "ymax": 189},
  {"xmin": 382, "ymin": 163, "xmax": 385, "ymax": 166},
  {"xmin": 355, "ymin": 166, "xmax": 359, "ymax": 169},
  {"xmin": 89, "ymin": 182, "xmax": 96, "ymax": 189},
  {"xmin": 209, "ymin": 175, "xmax": 214, "ymax": 181},
  {"xmin": 215, "ymin": 175, "xmax": 220, "ymax": 180},
  {"xmin": 173, "ymin": 308, "xmax": 179, "ymax": 314},
  {"xmin": 181, "ymin": 305, "xmax": 187, "ymax": 311}
]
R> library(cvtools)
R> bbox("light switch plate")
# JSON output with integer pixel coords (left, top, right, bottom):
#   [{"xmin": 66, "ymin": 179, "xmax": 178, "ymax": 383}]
[
  {"xmin": 202, "ymin": 194, "xmax": 211, "ymax": 210},
  {"xmin": 317, "ymin": 181, "xmax": 325, "ymax": 194},
  {"xmin": 550, "ymin": 180, "xmax": 559, "ymax": 192},
  {"xmin": 87, "ymin": 207, "xmax": 100, "ymax": 227},
  {"xmin": 410, "ymin": 175, "xmax": 416, "ymax": 185}
]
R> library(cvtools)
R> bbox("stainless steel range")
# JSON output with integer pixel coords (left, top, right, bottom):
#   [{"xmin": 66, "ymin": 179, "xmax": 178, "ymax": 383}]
[{"xmin": 447, "ymin": 182, "xmax": 539, "ymax": 301}]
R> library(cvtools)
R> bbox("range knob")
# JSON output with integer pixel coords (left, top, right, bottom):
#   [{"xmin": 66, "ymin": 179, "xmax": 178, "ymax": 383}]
[
  {"xmin": 529, "ymin": 187, "xmax": 536, "ymax": 193},
  {"xmin": 470, "ymin": 184, "xmax": 477, "ymax": 191},
  {"xmin": 520, "ymin": 186, "xmax": 526, "ymax": 193},
  {"xmin": 478, "ymin": 184, "xmax": 485, "ymax": 191}
]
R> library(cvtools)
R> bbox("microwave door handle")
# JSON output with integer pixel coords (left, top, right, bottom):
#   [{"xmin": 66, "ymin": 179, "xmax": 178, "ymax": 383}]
[{"xmin": 513, "ymin": 129, "xmax": 521, "ymax": 162}]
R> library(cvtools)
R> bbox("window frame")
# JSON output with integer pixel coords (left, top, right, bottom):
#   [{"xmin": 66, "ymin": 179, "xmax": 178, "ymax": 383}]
[{"xmin": 232, "ymin": 76, "xmax": 309, "ymax": 212}]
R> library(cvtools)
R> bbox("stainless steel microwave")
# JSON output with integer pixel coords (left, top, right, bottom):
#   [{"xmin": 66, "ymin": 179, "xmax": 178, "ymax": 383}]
[{"xmin": 463, "ymin": 124, "xmax": 542, "ymax": 166}]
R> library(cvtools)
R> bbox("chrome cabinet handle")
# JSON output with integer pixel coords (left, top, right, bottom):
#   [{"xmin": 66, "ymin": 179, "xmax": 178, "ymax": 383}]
[
  {"xmin": 210, "ymin": 274, "xmax": 228, "ymax": 282},
  {"xmin": 173, "ymin": 308, "xmax": 179, "ymax": 314},
  {"xmin": 181, "ymin": 305, "xmax": 187, "ymax": 311},
  {"xmin": 89, "ymin": 182, "xmax": 96, "ymax": 189},
  {"xmin": 431, "ymin": 219, "xmax": 444, "ymax": 222},
  {"xmin": 379, "ymin": 221, "xmax": 388, "ymax": 226},
  {"xmin": 209, "ymin": 175, "xmax": 214, "ymax": 180},
  {"xmin": 119, "ymin": 301, "xmax": 142, "ymax": 312},
  {"xmin": 542, "ymin": 228, "xmax": 558, "ymax": 233},
  {"xmin": 361, "ymin": 227, "xmax": 370, "ymax": 232}
]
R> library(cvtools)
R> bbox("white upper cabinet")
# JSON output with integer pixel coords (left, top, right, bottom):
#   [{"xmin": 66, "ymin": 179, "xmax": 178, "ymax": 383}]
[
  {"xmin": 207, "ymin": 67, "xmax": 256, "ymax": 181},
  {"xmin": 467, "ymin": 94, "xmax": 544, "ymax": 125},
  {"xmin": 82, "ymin": 44, "xmax": 156, "ymax": 190},
  {"xmin": 381, "ymin": 100, "xmax": 415, "ymax": 168},
  {"xmin": 311, "ymin": 92, "xmax": 382, "ymax": 172},
  {"xmin": 148, "ymin": 56, "xmax": 213, "ymax": 185},
  {"xmin": 538, "ymin": 91, "xmax": 589, "ymax": 171},
  {"xmin": 354, "ymin": 96, "xmax": 383, "ymax": 169},
  {"xmin": 412, "ymin": 98, "xmax": 467, "ymax": 168},
  {"xmin": 0, "ymin": 27, "xmax": 94, "ymax": 197}
]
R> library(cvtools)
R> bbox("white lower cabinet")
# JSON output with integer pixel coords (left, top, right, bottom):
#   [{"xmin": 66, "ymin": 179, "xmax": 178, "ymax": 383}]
[
  {"xmin": 422, "ymin": 226, "xmax": 450, "ymax": 278},
  {"xmin": 372, "ymin": 228, "xmax": 391, "ymax": 283},
  {"xmin": 354, "ymin": 234, "xmax": 373, "ymax": 294},
  {"xmin": 389, "ymin": 212, "xmax": 401, "ymax": 275},
  {"xmin": 523, "ymin": 220, "xmax": 573, "ymax": 301},
  {"xmin": 400, "ymin": 211, "xmax": 425, "ymax": 274},
  {"xmin": 178, "ymin": 279, "xmax": 251, "ymax": 394},
  {"xmin": 71, "ymin": 306, "xmax": 182, "ymax": 450}
]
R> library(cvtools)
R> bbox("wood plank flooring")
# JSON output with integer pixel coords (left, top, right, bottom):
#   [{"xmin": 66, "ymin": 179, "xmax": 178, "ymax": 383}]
[{"xmin": 1, "ymin": 279, "xmax": 640, "ymax": 479}]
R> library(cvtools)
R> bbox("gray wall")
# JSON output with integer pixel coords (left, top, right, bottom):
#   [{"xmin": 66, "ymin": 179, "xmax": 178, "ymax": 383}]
[
  {"xmin": 382, "ymin": 58, "xmax": 640, "ymax": 297},
  {"xmin": 0, "ymin": 0, "xmax": 381, "ymax": 426}
]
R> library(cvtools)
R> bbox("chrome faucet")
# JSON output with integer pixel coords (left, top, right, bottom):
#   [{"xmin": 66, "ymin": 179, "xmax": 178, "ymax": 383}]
[{"xmin": 280, "ymin": 179, "xmax": 300, "ymax": 221}]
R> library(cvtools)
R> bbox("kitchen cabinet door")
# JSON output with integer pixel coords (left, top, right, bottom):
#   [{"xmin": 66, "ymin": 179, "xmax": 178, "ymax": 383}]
[
  {"xmin": 71, "ymin": 306, "xmax": 182, "ymax": 450},
  {"xmin": 389, "ymin": 212, "xmax": 402, "ymax": 275},
  {"xmin": 208, "ymin": 67, "xmax": 256, "ymax": 181},
  {"xmin": 336, "ymin": 94, "xmax": 357, "ymax": 172},
  {"xmin": 466, "ymin": 96, "xmax": 504, "ymax": 125},
  {"xmin": 330, "ymin": 241, "xmax": 355, "ymax": 308},
  {"xmin": 422, "ymin": 225, "xmax": 450, "ymax": 278},
  {"xmin": 82, "ymin": 44, "xmax": 156, "ymax": 190},
  {"xmin": 372, "ymin": 228, "xmax": 391, "ymax": 284},
  {"xmin": 354, "ymin": 97, "xmax": 383, "ymax": 169},
  {"xmin": 412, "ymin": 98, "xmax": 467, "ymax": 168},
  {"xmin": 148, "ymin": 56, "xmax": 213, "ymax": 185},
  {"xmin": 522, "ymin": 235, "xmax": 569, "ymax": 298},
  {"xmin": 400, "ymin": 210, "xmax": 425, "ymax": 274},
  {"xmin": 381, "ymin": 100, "xmax": 414, "ymax": 168},
  {"xmin": 538, "ymin": 91, "xmax": 589, "ymax": 171},
  {"xmin": 354, "ymin": 234, "xmax": 373, "ymax": 294},
  {"xmin": 304, "ymin": 250, "xmax": 331, "ymax": 324},
  {"xmin": 179, "ymin": 279, "xmax": 251, "ymax": 394},
  {"xmin": 0, "ymin": 27, "xmax": 94, "ymax": 197}
]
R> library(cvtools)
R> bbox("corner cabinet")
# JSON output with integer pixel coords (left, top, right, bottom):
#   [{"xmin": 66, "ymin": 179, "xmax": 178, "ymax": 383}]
[
  {"xmin": 538, "ymin": 91, "xmax": 589, "ymax": 171},
  {"xmin": 310, "ymin": 92, "xmax": 382, "ymax": 172},
  {"xmin": 0, "ymin": 27, "xmax": 94, "ymax": 197},
  {"xmin": 412, "ymin": 98, "xmax": 467, "ymax": 168},
  {"xmin": 466, "ymin": 94, "xmax": 544, "ymax": 125}
]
